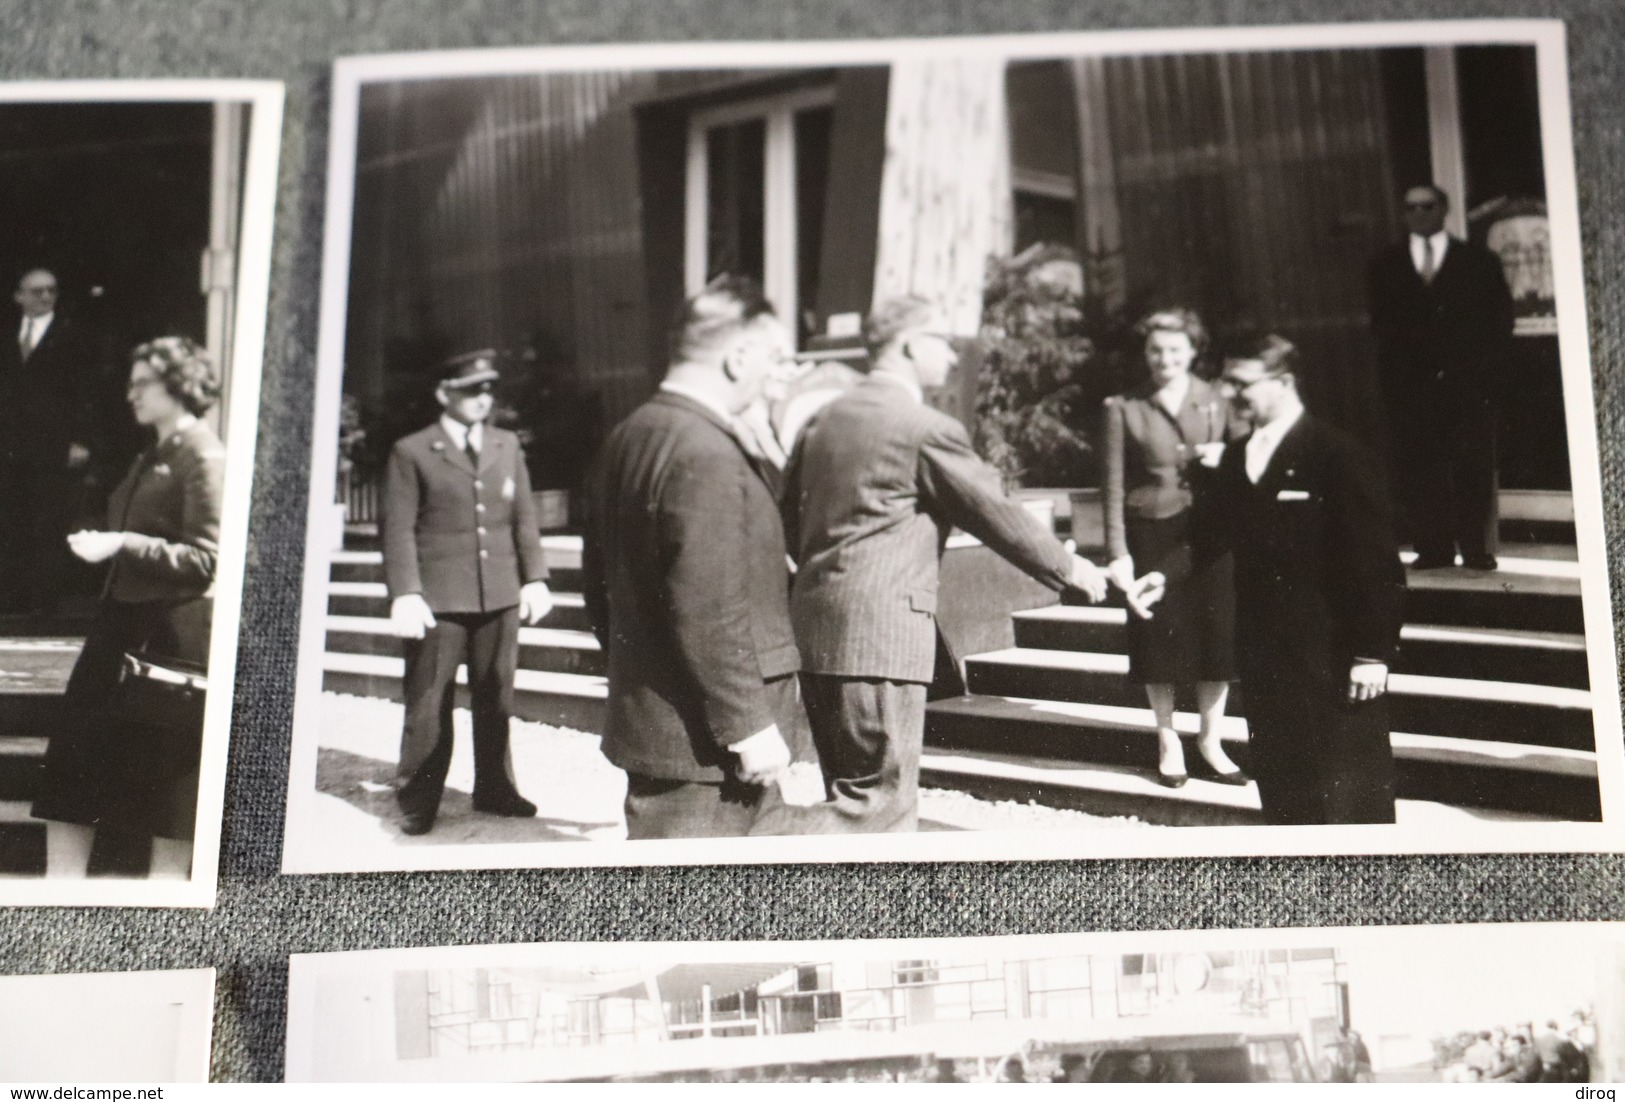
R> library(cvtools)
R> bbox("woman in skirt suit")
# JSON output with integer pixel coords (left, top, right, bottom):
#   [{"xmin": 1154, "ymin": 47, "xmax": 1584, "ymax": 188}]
[
  {"xmin": 1102, "ymin": 309, "xmax": 1245, "ymax": 787},
  {"xmin": 30, "ymin": 337, "xmax": 225, "ymax": 879}
]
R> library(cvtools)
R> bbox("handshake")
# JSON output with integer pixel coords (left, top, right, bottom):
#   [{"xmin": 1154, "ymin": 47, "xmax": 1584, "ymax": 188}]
[
  {"xmin": 1106, "ymin": 555, "xmax": 1168, "ymax": 621},
  {"xmin": 1064, "ymin": 543, "xmax": 1167, "ymax": 621}
]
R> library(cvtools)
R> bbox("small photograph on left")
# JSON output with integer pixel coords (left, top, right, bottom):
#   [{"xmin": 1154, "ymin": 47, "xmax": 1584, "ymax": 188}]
[
  {"xmin": 0, "ymin": 82, "xmax": 282, "ymax": 906},
  {"xmin": 0, "ymin": 968, "xmax": 215, "ymax": 1083}
]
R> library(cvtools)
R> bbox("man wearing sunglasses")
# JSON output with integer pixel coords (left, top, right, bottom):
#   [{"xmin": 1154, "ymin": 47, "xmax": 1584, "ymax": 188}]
[
  {"xmin": 1367, "ymin": 183, "xmax": 1515, "ymax": 571},
  {"xmin": 381, "ymin": 352, "xmax": 553, "ymax": 836}
]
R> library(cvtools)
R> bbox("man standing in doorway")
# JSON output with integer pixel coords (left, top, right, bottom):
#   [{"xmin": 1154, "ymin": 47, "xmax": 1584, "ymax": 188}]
[
  {"xmin": 382, "ymin": 352, "xmax": 553, "ymax": 836},
  {"xmin": 1367, "ymin": 183, "xmax": 1515, "ymax": 570},
  {"xmin": 781, "ymin": 294, "xmax": 1110, "ymax": 833},
  {"xmin": 1206, "ymin": 334, "xmax": 1407, "ymax": 825},
  {"xmin": 581, "ymin": 276, "xmax": 817, "ymax": 840},
  {"xmin": 0, "ymin": 268, "xmax": 95, "ymax": 615}
]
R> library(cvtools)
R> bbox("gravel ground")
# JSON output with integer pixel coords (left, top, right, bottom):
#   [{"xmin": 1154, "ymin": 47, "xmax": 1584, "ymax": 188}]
[{"xmin": 313, "ymin": 691, "xmax": 1149, "ymax": 853}]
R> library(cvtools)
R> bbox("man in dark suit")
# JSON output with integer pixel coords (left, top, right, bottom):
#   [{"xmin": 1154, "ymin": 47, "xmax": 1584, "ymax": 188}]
[
  {"xmin": 1204, "ymin": 334, "xmax": 1407, "ymax": 825},
  {"xmin": 382, "ymin": 352, "xmax": 553, "ymax": 836},
  {"xmin": 781, "ymin": 295, "xmax": 1110, "ymax": 833},
  {"xmin": 1367, "ymin": 184, "xmax": 1515, "ymax": 570},
  {"xmin": 581, "ymin": 276, "xmax": 816, "ymax": 840},
  {"xmin": 0, "ymin": 267, "xmax": 95, "ymax": 614}
]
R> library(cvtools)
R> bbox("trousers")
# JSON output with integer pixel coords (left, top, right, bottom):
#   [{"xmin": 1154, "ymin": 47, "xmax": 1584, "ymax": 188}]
[{"xmin": 396, "ymin": 606, "xmax": 522, "ymax": 817}]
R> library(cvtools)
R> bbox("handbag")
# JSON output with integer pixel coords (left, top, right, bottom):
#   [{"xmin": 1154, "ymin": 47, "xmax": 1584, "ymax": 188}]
[{"xmin": 114, "ymin": 650, "xmax": 208, "ymax": 732}]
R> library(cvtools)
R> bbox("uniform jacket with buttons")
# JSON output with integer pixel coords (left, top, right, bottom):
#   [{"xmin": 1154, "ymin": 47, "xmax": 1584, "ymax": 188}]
[
  {"xmin": 1101, "ymin": 375, "xmax": 1234, "ymax": 562},
  {"xmin": 381, "ymin": 422, "xmax": 548, "ymax": 614},
  {"xmin": 580, "ymin": 392, "xmax": 801, "ymax": 782},
  {"xmin": 783, "ymin": 374, "xmax": 1074, "ymax": 685},
  {"xmin": 106, "ymin": 417, "xmax": 224, "ymax": 606}
]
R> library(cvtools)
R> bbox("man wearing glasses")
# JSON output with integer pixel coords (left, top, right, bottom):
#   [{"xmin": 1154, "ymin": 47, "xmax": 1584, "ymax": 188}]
[
  {"xmin": 781, "ymin": 295, "xmax": 1110, "ymax": 833},
  {"xmin": 381, "ymin": 352, "xmax": 553, "ymax": 836},
  {"xmin": 1204, "ymin": 334, "xmax": 1406, "ymax": 825},
  {"xmin": 1367, "ymin": 183, "xmax": 1515, "ymax": 571}
]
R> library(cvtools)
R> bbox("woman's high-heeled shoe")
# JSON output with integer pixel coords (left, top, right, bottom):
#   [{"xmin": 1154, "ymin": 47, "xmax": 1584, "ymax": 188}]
[
  {"xmin": 1197, "ymin": 739, "xmax": 1250, "ymax": 785},
  {"xmin": 1156, "ymin": 729, "xmax": 1188, "ymax": 788}
]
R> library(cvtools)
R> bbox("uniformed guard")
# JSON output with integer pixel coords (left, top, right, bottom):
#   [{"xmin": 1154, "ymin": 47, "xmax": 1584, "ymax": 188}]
[{"xmin": 381, "ymin": 351, "xmax": 553, "ymax": 835}]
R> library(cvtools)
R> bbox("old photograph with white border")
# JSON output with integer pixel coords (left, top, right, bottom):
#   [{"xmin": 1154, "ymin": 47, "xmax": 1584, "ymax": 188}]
[
  {"xmin": 0, "ymin": 967, "xmax": 215, "ymax": 1082},
  {"xmin": 0, "ymin": 80, "xmax": 283, "ymax": 907},
  {"xmin": 282, "ymin": 20, "xmax": 1623, "ymax": 874},
  {"xmin": 286, "ymin": 924, "xmax": 1618, "ymax": 1083}
]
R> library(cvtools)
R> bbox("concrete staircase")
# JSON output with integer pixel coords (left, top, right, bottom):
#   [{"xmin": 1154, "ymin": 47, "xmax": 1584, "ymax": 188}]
[
  {"xmin": 313, "ymin": 488, "xmax": 1599, "ymax": 828},
  {"xmin": 320, "ymin": 533, "xmax": 609, "ymax": 735},
  {"xmin": 924, "ymin": 491, "xmax": 1600, "ymax": 825}
]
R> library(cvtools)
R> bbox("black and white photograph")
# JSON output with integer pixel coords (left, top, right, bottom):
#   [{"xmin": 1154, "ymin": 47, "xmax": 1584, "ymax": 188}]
[
  {"xmin": 0, "ymin": 967, "xmax": 215, "ymax": 1082},
  {"xmin": 285, "ymin": 924, "xmax": 1618, "ymax": 1083},
  {"xmin": 0, "ymin": 82, "xmax": 282, "ymax": 906},
  {"xmin": 283, "ymin": 20, "xmax": 1620, "ymax": 874}
]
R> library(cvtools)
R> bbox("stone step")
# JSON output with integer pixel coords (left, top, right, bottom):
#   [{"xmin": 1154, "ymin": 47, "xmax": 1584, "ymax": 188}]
[
  {"xmin": 329, "ymin": 556, "xmax": 585, "ymax": 593},
  {"xmin": 325, "ymin": 583, "xmax": 594, "ymax": 632},
  {"xmin": 924, "ymin": 694, "xmax": 1598, "ymax": 820},
  {"xmin": 1401, "ymin": 567, "xmax": 1582, "ymax": 634},
  {"xmin": 961, "ymin": 647, "xmax": 1596, "ymax": 752},
  {"xmin": 1010, "ymin": 607, "xmax": 1590, "ymax": 690},
  {"xmin": 0, "ymin": 800, "xmax": 45, "ymax": 875},
  {"xmin": 0, "ymin": 736, "xmax": 46, "ymax": 803},
  {"xmin": 322, "ymin": 651, "xmax": 606, "ymax": 733},
  {"xmin": 918, "ymin": 744, "xmax": 1571, "ymax": 828},
  {"xmin": 323, "ymin": 615, "xmax": 604, "ymax": 676}
]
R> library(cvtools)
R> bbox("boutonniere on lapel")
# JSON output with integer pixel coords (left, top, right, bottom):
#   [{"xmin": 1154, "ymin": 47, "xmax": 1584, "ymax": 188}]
[
  {"xmin": 150, "ymin": 463, "xmax": 173, "ymax": 478},
  {"xmin": 430, "ymin": 440, "xmax": 445, "ymax": 452},
  {"xmin": 502, "ymin": 476, "xmax": 516, "ymax": 501}
]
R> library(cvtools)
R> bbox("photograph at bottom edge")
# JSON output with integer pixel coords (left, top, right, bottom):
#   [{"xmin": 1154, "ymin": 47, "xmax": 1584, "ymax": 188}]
[
  {"xmin": 0, "ymin": 968, "xmax": 215, "ymax": 1083},
  {"xmin": 285, "ymin": 924, "xmax": 1616, "ymax": 1084}
]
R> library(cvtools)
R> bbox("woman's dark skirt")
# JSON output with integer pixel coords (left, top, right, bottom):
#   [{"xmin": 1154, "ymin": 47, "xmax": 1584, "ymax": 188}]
[
  {"xmin": 1123, "ymin": 511, "xmax": 1237, "ymax": 685},
  {"xmin": 29, "ymin": 598, "xmax": 206, "ymax": 841}
]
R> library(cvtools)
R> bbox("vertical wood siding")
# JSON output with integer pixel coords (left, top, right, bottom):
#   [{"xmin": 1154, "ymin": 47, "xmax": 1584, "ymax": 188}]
[
  {"xmin": 346, "ymin": 72, "xmax": 660, "ymax": 448},
  {"xmin": 1098, "ymin": 49, "xmax": 1403, "ymax": 445}
]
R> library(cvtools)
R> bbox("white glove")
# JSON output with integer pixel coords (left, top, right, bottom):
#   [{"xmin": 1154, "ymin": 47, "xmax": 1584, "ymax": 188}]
[
  {"xmin": 1106, "ymin": 555, "xmax": 1137, "ymax": 592},
  {"xmin": 1348, "ymin": 662, "xmax": 1389, "ymax": 702},
  {"xmin": 730, "ymin": 724, "xmax": 792, "ymax": 785},
  {"xmin": 1124, "ymin": 571, "xmax": 1167, "ymax": 620},
  {"xmin": 519, "ymin": 580, "xmax": 553, "ymax": 625},
  {"xmin": 67, "ymin": 530, "xmax": 126, "ymax": 564},
  {"xmin": 390, "ymin": 593, "xmax": 438, "ymax": 640}
]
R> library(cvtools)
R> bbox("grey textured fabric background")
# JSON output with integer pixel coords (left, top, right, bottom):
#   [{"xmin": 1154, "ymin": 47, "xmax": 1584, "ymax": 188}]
[{"xmin": 0, "ymin": 0, "xmax": 1620, "ymax": 1082}]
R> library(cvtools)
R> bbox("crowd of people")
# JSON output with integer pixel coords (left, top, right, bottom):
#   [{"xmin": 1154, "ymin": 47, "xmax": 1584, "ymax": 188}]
[
  {"xmin": 1438, "ymin": 1012, "xmax": 1594, "ymax": 1083},
  {"xmin": 373, "ymin": 181, "xmax": 1516, "ymax": 840}
]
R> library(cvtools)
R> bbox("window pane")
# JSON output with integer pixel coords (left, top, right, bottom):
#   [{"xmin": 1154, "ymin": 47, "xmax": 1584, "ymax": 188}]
[
  {"xmin": 706, "ymin": 118, "xmax": 765, "ymax": 285},
  {"xmin": 793, "ymin": 105, "xmax": 833, "ymax": 345}
]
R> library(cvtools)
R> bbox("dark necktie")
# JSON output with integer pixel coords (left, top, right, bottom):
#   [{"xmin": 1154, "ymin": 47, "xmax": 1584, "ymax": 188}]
[
  {"xmin": 1419, "ymin": 239, "xmax": 1438, "ymax": 285},
  {"xmin": 18, "ymin": 323, "xmax": 33, "ymax": 362},
  {"xmin": 464, "ymin": 438, "xmax": 479, "ymax": 469}
]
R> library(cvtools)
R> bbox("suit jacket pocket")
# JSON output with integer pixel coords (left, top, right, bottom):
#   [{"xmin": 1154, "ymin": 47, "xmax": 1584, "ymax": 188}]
[{"xmin": 908, "ymin": 588, "xmax": 937, "ymax": 615}]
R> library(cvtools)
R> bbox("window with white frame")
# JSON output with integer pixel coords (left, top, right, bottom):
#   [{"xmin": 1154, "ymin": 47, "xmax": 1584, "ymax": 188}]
[{"xmin": 686, "ymin": 87, "xmax": 836, "ymax": 349}]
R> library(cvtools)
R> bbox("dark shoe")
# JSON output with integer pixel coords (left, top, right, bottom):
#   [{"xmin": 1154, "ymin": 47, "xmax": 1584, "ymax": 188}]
[
  {"xmin": 400, "ymin": 808, "xmax": 437, "ymax": 836},
  {"xmin": 1156, "ymin": 769, "xmax": 1189, "ymax": 789},
  {"xmin": 1206, "ymin": 769, "xmax": 1252, "ymax": 787},
  {"xmin": 473, "ymin": 790, "xmax": 537, "ymax": 818},
  {"xmin": 1462, "ymin": 554, "xmax": 1498, "ymax": 572},
  {"xmin": 1410, "ymin": 554, "xmax": 1455, "ymax": 570}
]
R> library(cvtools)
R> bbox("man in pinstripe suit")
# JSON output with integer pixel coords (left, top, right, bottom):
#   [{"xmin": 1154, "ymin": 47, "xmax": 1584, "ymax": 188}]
[{"xmin": 782, "ymin": 296, "xmax": 1110, "ymax": 832}]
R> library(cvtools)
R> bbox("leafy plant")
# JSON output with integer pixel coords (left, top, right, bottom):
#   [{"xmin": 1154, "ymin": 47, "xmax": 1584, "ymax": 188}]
[{"xmin": 973, "ymin": 244, "xmax": 1136, "ymax": 488}]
